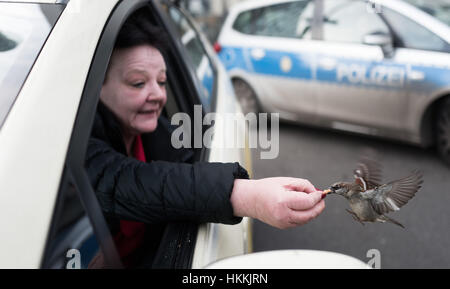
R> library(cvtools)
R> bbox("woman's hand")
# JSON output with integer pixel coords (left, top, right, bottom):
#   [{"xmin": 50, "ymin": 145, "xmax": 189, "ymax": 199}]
[{"xmin": 230, "ymin": 178, "xmax": 325, "ymax": 229}]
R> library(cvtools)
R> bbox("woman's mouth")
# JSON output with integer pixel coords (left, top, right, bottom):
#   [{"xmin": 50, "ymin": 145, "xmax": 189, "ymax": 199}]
[{"xmin": 139, "ymin": 109, "xmax": 158, "ymax": 116}]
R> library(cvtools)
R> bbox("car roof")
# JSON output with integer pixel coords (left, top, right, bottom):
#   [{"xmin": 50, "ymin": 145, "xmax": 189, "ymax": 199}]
[{"xmin": 224, "ymin": 0, "xmax": 450, "ymax": 43}]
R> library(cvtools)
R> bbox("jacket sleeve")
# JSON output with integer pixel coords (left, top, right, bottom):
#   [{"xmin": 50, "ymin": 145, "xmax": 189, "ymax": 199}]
[{"xmin": 86, "ymin": 137, "xmax": 248, "ymax": 225}]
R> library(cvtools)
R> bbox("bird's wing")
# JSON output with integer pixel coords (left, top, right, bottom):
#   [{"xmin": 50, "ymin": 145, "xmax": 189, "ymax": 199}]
[
  {"xmin": 353, "ymin": 156, "xmax": 383, "ymax": 189},
  {"xmin": 369, "ymin": 170, "xmax": 423, "ymax": 214}
]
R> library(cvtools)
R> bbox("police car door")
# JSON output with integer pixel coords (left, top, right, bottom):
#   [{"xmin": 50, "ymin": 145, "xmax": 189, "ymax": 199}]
[
  {"xmin": 314, "ymin": 0, "xmax": 407, "ymax": 135},
  {"xmin": 221, "ymin": 0, "xmax": 318, "ymax": 121}
]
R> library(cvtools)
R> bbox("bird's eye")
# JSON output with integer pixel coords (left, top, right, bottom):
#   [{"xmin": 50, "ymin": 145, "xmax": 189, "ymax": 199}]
[{"xmin": 332, "ymin": 185, "xmax": 340, "ymax": 190}]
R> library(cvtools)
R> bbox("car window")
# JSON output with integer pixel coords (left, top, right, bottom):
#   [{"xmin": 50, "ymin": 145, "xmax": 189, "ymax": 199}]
[
  {"xmin": 0, "ymin": 3, "xmax": 64, "ymax": 128},
  {"xmin": 233, "ymin": 10, "xmax": 253, "ymax": 34},
  {"xmin": 402, "ymin": 0, "xmax": 450, "ymax": 26},
  {"xmin": 382, "ymin": 7, "xmax": 450, "ymax": 53},
  {"xmin": 233, "ymin": 0, "xmax": 314, "ymax": 39},
  {"xmin": 164, "ymin": 5, "xmax": 215, "ymax": 112},
  {"xmin": 321, "ymin": 0, "xmax": 389, "ymax": 44},
  {"xmin": 42, "ymin": 170, "xmax": 103, "ymax": 269}
]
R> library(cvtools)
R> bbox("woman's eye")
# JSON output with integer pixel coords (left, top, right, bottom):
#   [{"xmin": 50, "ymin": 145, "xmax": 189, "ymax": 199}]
[
  {"xmin": 158, "ymin": 81, "xmax": 167, "ymax": 87},
  {"xmin": 132, "ymin": 82, "xmax": 145, "ymax": 88}
]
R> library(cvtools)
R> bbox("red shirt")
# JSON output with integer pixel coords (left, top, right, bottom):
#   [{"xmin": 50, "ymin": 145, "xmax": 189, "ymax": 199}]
[{"xmin": 113, "ymin": 135, "xmax": 147, "ymax": 268}]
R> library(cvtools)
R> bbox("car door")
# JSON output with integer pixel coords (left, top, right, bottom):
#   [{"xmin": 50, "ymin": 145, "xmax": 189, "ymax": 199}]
[
  {"xmin": 314, "ymin": 0, "xmax": 409, "ymax": 136},
  {"xmin": 158, "ymin": 1, "xmax": 252, "ymax": 268},
  {"xmin": 41, "ymin": 0, "xmax": 156, "ymax": 269},
  {"xmin": 42, "ymin": 0, "xmax": 207, "ymax": 269},
  {"xmin": 379, "ymin": 5, "xmax": 450, "ymax": 142},
  {"xmin": 223, "ymin": 0, "xmax": 319, "ymax": 122}
]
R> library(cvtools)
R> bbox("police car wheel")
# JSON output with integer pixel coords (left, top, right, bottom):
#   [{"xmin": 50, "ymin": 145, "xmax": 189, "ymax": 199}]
[
  {"xmin": 436, "ymin": 97, "xmax": 450, "ymax": 166},
  {"xmin": 232, "ymin": 78, "xmax": 259, "ymax": 115}
]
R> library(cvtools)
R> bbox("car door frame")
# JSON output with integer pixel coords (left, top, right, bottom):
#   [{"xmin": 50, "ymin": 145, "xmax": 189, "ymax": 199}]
[{"xmin": 312, "ymin": 0, "xmax": 409, "ymax": 138}]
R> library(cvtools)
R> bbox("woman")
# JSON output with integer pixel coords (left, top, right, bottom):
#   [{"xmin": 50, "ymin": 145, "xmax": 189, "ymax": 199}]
[{"xmin": 86, "ymin": 11, "xmax": 325, "ymax": 268}]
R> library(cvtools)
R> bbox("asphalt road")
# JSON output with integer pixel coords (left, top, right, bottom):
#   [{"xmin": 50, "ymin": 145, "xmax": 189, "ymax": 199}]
[{"xmin": 250, "ymin": 121, "xmax": 450, "ymax": 269}]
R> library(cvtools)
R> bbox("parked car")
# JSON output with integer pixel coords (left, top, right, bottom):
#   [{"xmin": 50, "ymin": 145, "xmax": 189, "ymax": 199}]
[
  {"xmin": 0, "ymin": 0, "xmax": 255, "ymax": 269},
  {"xmin": 216, "ymin": 0, "xmax": 450, "ymax": 165}
]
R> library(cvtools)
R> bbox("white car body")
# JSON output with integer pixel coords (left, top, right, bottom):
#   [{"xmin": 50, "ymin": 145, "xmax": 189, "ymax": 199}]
[{"xmin": 0, "ymin": 0, "xmax": 253, "ymax": 269}]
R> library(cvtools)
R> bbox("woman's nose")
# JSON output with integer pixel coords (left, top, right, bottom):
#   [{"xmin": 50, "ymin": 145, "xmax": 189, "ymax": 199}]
[{"xmin": 146, "ymin": 81, "xmax": 165, "ymax": 101}]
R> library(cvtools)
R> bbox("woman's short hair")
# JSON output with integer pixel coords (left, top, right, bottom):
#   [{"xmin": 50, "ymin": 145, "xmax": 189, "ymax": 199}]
[
  {"xmin": 103, "ymin": 9, "xmax": 170, "ymax": 83},
  {"xmin": 114, "ymin": 8, "xmax": 169, "ymax": 54}
]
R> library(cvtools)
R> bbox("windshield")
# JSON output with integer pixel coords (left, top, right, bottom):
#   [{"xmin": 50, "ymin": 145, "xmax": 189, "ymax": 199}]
[
  {"xmin": 0, "ymin": 3, "xmax": 64, "ymax": 128},
  {"xmin": 403, "ymin": 0, "xmax": 450, "ymax": 26}
]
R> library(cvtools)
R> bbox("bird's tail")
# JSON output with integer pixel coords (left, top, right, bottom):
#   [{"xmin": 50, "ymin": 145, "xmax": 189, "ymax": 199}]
[{"xmin": 380, "ymin": 215, "xmax": 405, "ymax": 229}]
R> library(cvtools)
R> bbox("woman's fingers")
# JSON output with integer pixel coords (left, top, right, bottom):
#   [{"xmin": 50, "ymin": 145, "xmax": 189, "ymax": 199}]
[
  {"xmin": 288, "ymin": 200, "xmax": 326, "ymax": 226},
  {"xmin": 284, "ymin": 178, "xmax": 316, "ymax": 194},
  {"xmin": 288, "ymin": 191, "xmax": 323, "ymax": 211},
  {"xmin": 231, "ymin": 178, "xmax": 326, "ymax": 229}
]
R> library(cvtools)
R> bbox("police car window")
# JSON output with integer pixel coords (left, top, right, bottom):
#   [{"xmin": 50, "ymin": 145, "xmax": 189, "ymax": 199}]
[
  {"xmin": 0, "ymin": 3, "xmax": 63, "ymax": 129},
  {"xmin": 321, "ymin": 0, "xmax": 389, "ymax": 44},
  {"xmin": 382, "ymin": 8, "xmax": 450, "ymax": 53},
  {"xmin": 164, "ymin": 6, "xmax": 215, "ymax": 112},
  {"xmin": 233, "ymin": 10, "xmax": 253, "ymax": 34},
  {"xmin": 236, "ymin": 1, "xmax": 312, "ymax": 38}
]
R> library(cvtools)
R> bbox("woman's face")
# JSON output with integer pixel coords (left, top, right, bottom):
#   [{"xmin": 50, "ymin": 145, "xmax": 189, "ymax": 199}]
[{"xmin": 100, "ymin": 45, "xmax": 167, "ymax": 136}]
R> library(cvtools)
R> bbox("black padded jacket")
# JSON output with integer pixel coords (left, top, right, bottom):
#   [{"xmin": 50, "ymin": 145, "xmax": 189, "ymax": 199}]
[{"xmin": 85, "ymin": 103, "xmax": 249, "ymax": 227}]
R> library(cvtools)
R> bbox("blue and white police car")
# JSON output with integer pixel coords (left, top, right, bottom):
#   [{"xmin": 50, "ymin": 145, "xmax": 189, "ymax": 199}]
[{"xmin": 216, "ymin": 0, "xmax": 450, "ymax": 165}]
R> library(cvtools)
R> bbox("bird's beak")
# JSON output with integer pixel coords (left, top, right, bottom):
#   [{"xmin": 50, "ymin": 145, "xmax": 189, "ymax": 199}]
[{"xmin": 322, "ymin": 188, "xmax": 334, "ymax": 197}]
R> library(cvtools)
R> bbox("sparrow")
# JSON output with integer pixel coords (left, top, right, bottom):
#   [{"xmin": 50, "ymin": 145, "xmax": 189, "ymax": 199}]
[{"xmin": 323, "ymin": 156, "xmax": 423, "ymax": 228}]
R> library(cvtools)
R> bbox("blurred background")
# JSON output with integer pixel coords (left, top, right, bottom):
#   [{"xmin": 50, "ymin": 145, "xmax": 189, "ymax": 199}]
[
  {"xmin": 179, "ymin": 0, "xmax": 450, "ymax": 268},
  {"xmin": 175, "ymin": 0, "xmax": 240, "ymax": 41}
]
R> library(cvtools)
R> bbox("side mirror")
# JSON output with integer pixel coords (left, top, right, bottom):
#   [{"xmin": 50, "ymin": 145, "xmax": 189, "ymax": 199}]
[
  {"xmin": 363, "ymin": 32, "xmax": 394, "ymax": 57},
  {"xmin": 204, "ymin": 250, "xmax": 370, "ymax": 269}
]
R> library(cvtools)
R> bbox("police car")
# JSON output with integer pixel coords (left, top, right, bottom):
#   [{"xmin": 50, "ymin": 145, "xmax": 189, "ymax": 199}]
[
  {"xmin": 0, "ymin": 0, "xmax": 369, "ymax": 269},
  {"xmin": 216, "ymin": 0, "xmax": 450, "ymax": 165}
]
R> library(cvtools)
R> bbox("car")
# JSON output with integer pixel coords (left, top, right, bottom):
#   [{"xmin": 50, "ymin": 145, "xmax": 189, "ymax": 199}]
[
  {"xmin": 215, "ymin": 0, "xmax": 450, "ymax": 165},
  {"xmin": 0, "ymin": 0, "xmax": 368, "ymax": 270},
  {"xmin": 0, "ymin": 0, "xmax": 255, "ymax": 269}
]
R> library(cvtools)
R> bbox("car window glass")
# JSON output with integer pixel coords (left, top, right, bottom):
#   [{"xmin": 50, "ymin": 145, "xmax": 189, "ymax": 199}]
[
  {"xmin": 321, "ymin": 0, "xmax": 389, "ymax": 44},
  {"xmin": 234, "ymin": 1, "xmax": 313, "ymax": 39},
  {"xmin": 382, "ymin": 7, "xmax": 450, "ymax": 53},
  {"xmin": 402, "ymin": 0, "xmax": 450, "ymax": 26},
  {"xmin": 43, "ymin": 171, "xmax": 103, "ymax": 269},
  {"xmin": 164, "ymin": 5, "xmax": 215, "ymax": 112},
  {"xmin": 0, "ymin": 3, "xmax": 64, "ymax": 128},
  {"xmin": 232, "ymin": 10, "xmax": 253, "ymax": 34}
]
